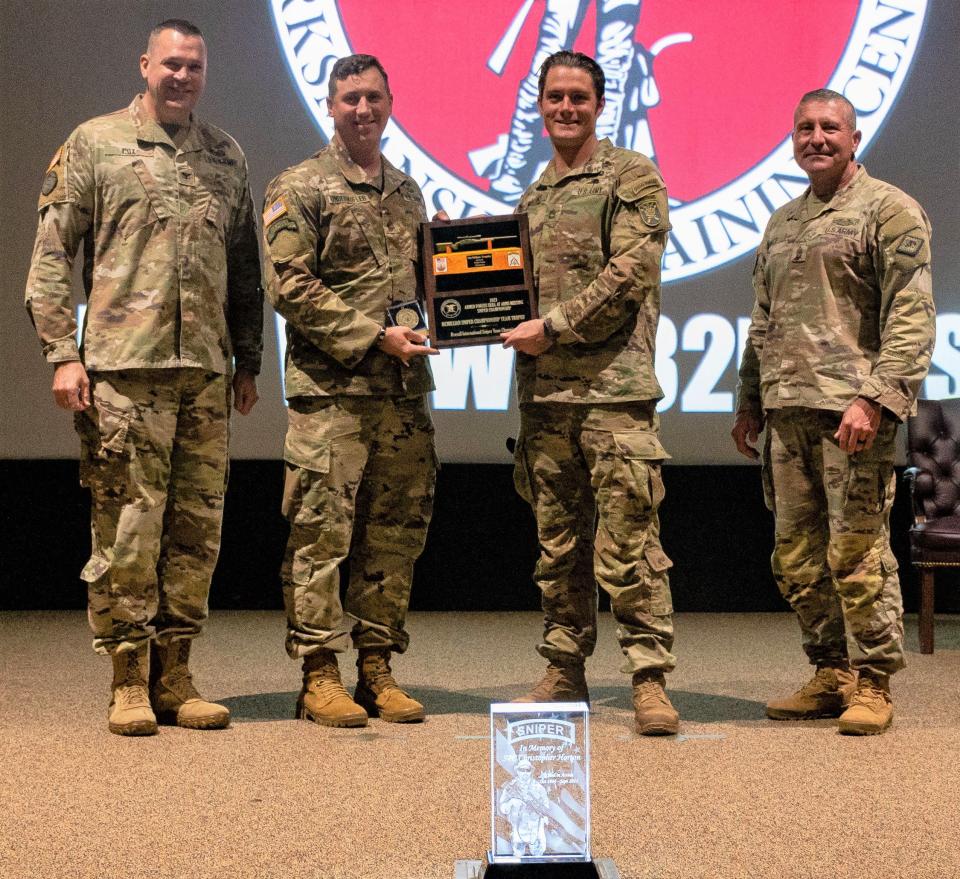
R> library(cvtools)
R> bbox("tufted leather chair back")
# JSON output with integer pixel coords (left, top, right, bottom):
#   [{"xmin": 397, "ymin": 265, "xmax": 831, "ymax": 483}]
[{"xmin": 906, "ymin": 398, "xmax": 960, "ymax": 520}]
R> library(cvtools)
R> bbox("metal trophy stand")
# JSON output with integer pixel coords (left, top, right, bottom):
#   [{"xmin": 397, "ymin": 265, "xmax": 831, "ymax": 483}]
[{"xmin": 455, "ymin": 703, "xmax": 621, "ymax": 878}]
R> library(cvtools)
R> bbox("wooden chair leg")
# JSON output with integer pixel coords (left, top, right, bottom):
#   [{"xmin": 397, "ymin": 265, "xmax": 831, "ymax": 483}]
[{"xmin": 919, "ymin": 569, "xmax": 935, "ymax": 654}]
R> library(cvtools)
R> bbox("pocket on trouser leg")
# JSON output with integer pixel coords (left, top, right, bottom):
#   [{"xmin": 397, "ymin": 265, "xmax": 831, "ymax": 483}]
[
  {"xmin": 281, "ymin": 463, "xmax": 300, "ymax": 520},
  {"xmin": 643, "ymin": 543, "xmax": 675, "ymax": 616},
  {"xmin": 602, "ymin": 430, "xmax": 670, "ymax": 535},
  {"xmin": 861, "ymin": 548, "xmax": 903, "ymax": 641},
  {"xmin": 75, "ymin": 395, "xmax": 134, "ymax": 493},
  {"xmin": 81, "ymin": 555, "xmax": 113, "ymax": 639},
  {"xmin": 512, "ymin": 433, "xmax": 534, "ymax": 506},
  {"xmin": 760, "ymin": 429, "xmax": 774, "ymax": 512}
]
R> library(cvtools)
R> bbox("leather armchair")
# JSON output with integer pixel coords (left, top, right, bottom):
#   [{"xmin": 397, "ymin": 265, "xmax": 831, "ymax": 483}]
[{"xmin": 905, "ymin": 398, "xmax": 960, "ymax": 653}]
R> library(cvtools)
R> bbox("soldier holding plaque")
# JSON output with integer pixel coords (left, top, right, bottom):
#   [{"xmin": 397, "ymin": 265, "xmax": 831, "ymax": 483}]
[
  {"xmin": 262, "ymin": 54, "xmax": 438, "ymax": 728},
  {"xmin": 502, "ymin": 51, "xmax": 679, "ymax": 736}
]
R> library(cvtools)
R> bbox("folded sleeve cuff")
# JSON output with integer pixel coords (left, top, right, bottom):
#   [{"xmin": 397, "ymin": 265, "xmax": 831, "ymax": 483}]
[
  {"xmin": 858, "ymin": 377, "xmax": 911, "ymax": 422},
  {"xmin": 43, "ymin": 339, "xmax": 80, "ymax": 364},
  {"xmin": 543, "ymin": 305, "xmax": 583, "ymax": 345}
]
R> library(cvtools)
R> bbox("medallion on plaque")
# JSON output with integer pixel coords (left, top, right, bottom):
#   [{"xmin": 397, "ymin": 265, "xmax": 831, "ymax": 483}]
[{"xmin": 421, "ymin": 214, "xmax": 536, "ymax": 348}]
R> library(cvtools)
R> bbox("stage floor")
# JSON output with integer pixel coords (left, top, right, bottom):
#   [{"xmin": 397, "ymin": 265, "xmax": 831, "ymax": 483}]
[{"xmin": 2, "ymin": 611, "xmax": 959, "ymax": 879}]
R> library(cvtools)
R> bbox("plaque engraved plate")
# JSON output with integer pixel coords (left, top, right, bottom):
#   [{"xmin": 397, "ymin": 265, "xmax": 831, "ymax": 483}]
[
  {"xmin": 421, "ymin": 214, "xmax": 536, "ymax": 348},
  {"xmin": 489, "ymin": 702, "xmax": 591, "ymax": 865}
]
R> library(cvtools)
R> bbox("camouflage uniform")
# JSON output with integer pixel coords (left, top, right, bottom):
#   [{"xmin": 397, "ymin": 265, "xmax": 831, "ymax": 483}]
[
  {"xmin": 262, "ymin": 136, "xmax": 437, "ymax": 659},
  {"xmin": 737, "ymin": 166, "xmax": 935, "ymax": 677},
  {"xmin": 24, "ymin": 95, "xmax": 263, "ymax": 654},
  {"xmin": 515, "ymin": 138, "xmax": 675, "ymax": 675}
]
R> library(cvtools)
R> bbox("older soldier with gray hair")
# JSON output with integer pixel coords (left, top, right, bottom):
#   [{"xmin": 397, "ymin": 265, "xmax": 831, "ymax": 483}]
[
  {"xmin": 262, "ymin": 54, "xmax": 438, "ymax": 728},
  {"xmin": 502, "ymin": 50, "xmax": 679, "ymax": 736},
  {"xmin": 24, "ymin": 19, "xmax": 263, "ymax": 736},
  {"xmin": 733, "ymin": 88, "xmax": 935, "ymax": 735}
]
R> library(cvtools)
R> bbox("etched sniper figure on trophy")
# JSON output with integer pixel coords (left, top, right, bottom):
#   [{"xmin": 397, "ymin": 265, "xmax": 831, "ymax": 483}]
[
  {"xmin": 475, "ymin": 0, "xmax": 691, "ymax": 202},
  {"xmin": 498, "ymin": 758, "xmax": 551, "ymax": 857}
]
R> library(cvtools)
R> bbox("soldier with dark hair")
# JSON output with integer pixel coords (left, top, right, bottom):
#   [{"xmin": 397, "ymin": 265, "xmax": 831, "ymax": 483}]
[
  {"xmin": 503, "ymin": 50, "xmax": 679, "ymax": 736},
  {"xmin": 25, "ymin": 20, "xmax": 263, "ymax": 735},
  {"xmin": 734, "ymin": 88, "xmax": 935, "ymax": 735},
  {"xmin": 486, "ymin": 1, "xmax": 666, "ymax": 202},
  {"xmin": 262, "ymin": 54, "xmax": 438, "ymax": 728}
]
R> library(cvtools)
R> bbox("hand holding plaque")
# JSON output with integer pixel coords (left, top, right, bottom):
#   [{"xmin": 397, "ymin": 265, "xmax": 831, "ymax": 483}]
[{"xmin": 420, "ymin": 214, "xmax": 537, "ymax": 348}]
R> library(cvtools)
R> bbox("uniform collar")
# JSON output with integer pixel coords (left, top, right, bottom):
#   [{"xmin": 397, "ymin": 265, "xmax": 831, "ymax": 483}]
[
  {"xmin": 538, "ymin": 137, "xmax": 614, "ymax": 187},
  {"xmin": 330, "ymin": 134, "xmax": 404, "ymax": 196},
  {"xmin": 795, "ymin": 164, "xmax": 869, "ymax": 221},
  {"xmin": 129, "ymin": 94, "xmax": 204, "ymax": 153}
]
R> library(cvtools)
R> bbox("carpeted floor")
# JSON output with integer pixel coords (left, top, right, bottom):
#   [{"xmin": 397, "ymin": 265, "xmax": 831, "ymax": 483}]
[{"xmin": 1, "ymin": 611, "xmax": 958, "ymax": 879}]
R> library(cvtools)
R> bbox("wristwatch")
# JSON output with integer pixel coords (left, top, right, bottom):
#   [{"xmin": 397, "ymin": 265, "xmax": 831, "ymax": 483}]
[{"xmin": 542, "ymin": 317, "xmax": 560, "ymax": 341}]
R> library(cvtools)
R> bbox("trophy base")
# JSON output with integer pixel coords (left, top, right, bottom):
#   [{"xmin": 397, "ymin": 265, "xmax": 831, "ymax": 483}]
[{"xmin": 454, "ymin": 858, "xmax": 621, "ymax": 878}]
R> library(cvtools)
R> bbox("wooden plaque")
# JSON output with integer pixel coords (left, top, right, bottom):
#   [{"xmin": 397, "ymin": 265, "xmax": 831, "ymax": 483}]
[{"xmin": 420, "ymin": 213, "xmax": 537, "ymax": 348}]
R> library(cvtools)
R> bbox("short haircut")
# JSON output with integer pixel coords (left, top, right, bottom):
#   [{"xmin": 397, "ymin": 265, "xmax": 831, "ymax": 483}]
[
  {"xmin": 148, "ymin": 19, "xmax": 204, "ymax": 51},
  {"xmin": 537, "ymin": 51, "xmax": 605, "ymax": 101},
  {"xmin": 328, "ymin": 54, "xmax": 391, "ymax": 99},
  {"xmin": 796, "ymin": 88, "xmax": 857, "ymax": 129}
]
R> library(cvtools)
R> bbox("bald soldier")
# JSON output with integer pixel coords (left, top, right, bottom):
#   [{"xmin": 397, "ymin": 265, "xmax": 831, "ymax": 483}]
[
  {"xmin": 502, "ymin": 51, "xmax": 679, "ymax": 736},
  {"xmin": 734, "ymin": 89, "xmax": 935, "ymax": 735},
  {"xmin": 262, "ymin": 54, "xmax": 438, "ymax": 727},
  {"xmin": 25, "ymin": 20, "xmax": 263, "ymax": 736}
]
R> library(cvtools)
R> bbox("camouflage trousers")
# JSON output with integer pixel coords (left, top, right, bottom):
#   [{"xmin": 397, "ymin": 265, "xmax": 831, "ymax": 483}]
[
  {"xmin": 514, "ymin": 402, "xmax": 675, "ymax": 675},
  {"xmin": 762, "ymin": 407, "xmax": 904, "ymax": 677},
  {"xmin": 75, "ymin": 368, "xmax": 230, "ymax": 655},
  {"xmin": 281, "ymin": 395, "xmax": 437, "ymax": 658}
]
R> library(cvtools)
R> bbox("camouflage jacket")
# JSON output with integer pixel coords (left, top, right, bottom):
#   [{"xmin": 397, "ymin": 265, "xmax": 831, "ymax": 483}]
[
  {"xmin": 515, "ymin": 138, "xmax": 670, "ymax": 405},
  {"xmin": 262, "ymin": 136, "xmax": 433, "ymax": 398},
  {"xmin": 25, "ymin": 95, "xmax": 263, "ymax": 375},
  {"xmin": 737, "ymin": 166, "xmax": 935, "ymax": 422}
]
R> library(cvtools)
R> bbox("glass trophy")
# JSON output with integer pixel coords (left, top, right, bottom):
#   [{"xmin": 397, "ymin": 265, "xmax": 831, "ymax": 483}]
[{"xmin": 489, "ymin": 702, "xmax": 591, "ymax": 865}]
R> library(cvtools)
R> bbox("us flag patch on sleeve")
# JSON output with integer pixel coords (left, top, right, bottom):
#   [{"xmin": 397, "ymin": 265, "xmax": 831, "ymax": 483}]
[{"xmin": 263, "ymin": 196, "xmax": 288, "ymax": 226}]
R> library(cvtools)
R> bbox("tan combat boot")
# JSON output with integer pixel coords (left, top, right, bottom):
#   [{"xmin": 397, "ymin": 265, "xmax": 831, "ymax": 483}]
[
  {"xmin": 355, "ymin": 649, "xmax": 425, "ymax": 723},
  {"xmin": 632, "ymin": 669, "xmax": 679, "ymax": 736},
  {"xmin": 108, "ymin": 645, "xmax": 158, "ymax": 736},
  {"xmin": 298, "ymin": 649, "xmax": 368, "ymax": 727},
  {"xmin": 513, "ymin": 661, "xmax": 589, "ymax": 704},
  {"xmin": 766, "ymin": 665, "xmax": 857, "ymax": 720},
  {"xmin": 838, "ymin": 673, "xmax": 893, "ymax": 735},
  {"xmin": 150, "ymin": 640, "xmax": 230, "ymax": 730}
]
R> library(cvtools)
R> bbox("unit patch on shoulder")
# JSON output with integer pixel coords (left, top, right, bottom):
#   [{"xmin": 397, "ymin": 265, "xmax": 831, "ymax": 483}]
[
  {"xmin": 38, "ymin": 143, "xmax": 68, "ymax": 209},
  {"xmin": 896, "ymin": 234, "xmax": 924, "ymax": 257},
  {"xmin": 266, "ymin": 216, "xmax": 298, "ymax": 245},
  {"xmin": 637, "ymin": 197, "xmax": 662, "ymax": 228},
  {"xmin": 263, "ymin": 196, "xmax": 289, "ymax": 227}
]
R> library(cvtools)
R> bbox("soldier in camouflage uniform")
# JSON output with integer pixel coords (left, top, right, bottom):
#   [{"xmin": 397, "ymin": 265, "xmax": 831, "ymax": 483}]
[
  {"xmin": 262, "ymin": 55, "xmax": 438, "ymax": 728},
  {"xmin": 734, "ymin": 89, "xmax": 935, "ymax": 735},
  {"xmin": 502, "ymin": 51, "xmax": 679, "ymax": 736},
  {"xmin": 24, "ymin": 20, "xmax": 263, "ymax": 736}
]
